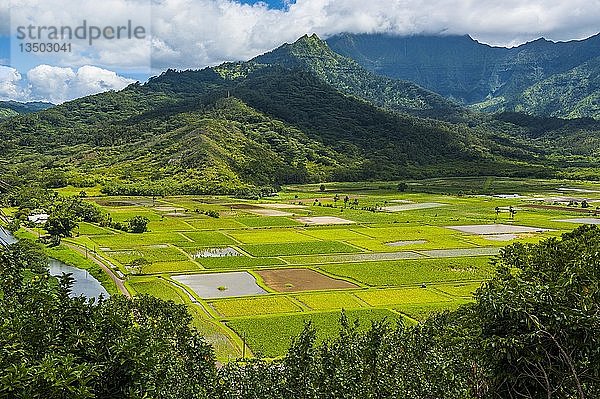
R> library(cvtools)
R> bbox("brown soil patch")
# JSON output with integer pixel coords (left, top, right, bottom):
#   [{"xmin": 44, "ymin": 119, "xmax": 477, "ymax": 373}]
[{"xmin": 257, "ymin": 268, "xmax": 357, "ymax": 292}]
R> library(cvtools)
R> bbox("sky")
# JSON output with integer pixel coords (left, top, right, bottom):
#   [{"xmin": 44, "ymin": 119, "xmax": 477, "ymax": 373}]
[{"xmin": 1, "ymin": 0, "xmax": 599, "ymax": 104}]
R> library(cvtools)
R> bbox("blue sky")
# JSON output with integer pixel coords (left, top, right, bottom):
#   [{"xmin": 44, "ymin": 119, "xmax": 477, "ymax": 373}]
[
  {"xmin": 1, "ymin": 0, "xmax": 599, "ymax": 103},
  {"xmin": 239, "ymin": 0, "xmax": 293, "ymax": 8}
]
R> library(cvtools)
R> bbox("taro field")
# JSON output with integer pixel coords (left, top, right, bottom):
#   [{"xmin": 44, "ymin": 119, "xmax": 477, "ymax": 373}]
[{"xmin": 51, "ymin": 177, "xmax": 600, "ymax": 361}]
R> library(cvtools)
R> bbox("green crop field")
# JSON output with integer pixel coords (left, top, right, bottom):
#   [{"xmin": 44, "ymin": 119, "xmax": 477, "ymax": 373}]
[
  {"xmin": 227, "ymin": 309, "xmax": 403, "ymax": 358},
  {"xmin": 241, "ymin": 241, "xmax": 363, "ymax": 257},
  {"xmin": 179, "ymin": 231, "xmax": 238, "ymax": 246},
  {"xmin": 354, "ymin": 287, "xmax": 453, "ymax": 307},
  {"xmin": 128, "ymin": 277, "xmax": 189, "ymax": 304},
  {"xmin": 46, "ymin": 177, "xmax": 600, "ymax": 360},
  {"xmin": 319, "ymin": 257, "xmax": 494, "ymax": 286},
  {"xmin": 293, "ymin": 292, "xmax": 366, "ymax": 311},
  {"xmin": 237, "ymin": 217, "xmax": 303, "ymax": 228},
  {"xmin": 228, "ymin": 229, "xmax": 317, "ymax": 244},
  {"xmin": 210, "ymin": 296, "xmax": 303, "ymax": 317}
]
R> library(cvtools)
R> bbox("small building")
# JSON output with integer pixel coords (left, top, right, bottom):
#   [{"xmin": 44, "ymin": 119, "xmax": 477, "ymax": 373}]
[{"xmin": 28, "ymin": 213, "xmax": 49, "ymax": 224}]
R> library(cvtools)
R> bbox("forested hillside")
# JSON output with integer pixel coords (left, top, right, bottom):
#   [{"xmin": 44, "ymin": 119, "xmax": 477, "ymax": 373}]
[
  {"xmin": 0, "ymin": 37, "xmax": 556, "ymax": 196},
  {"xmin": 2, "ymin": 35, "xmax": 600, "ymax": 196},
  {"xmin": 0, "ymin": 101, "xmax": 53, "ymax": 120}
]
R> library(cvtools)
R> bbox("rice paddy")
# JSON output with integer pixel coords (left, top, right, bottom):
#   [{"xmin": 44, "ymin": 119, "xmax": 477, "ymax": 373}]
[{"xmin": 50, "ymin": 177, "xmax": 600, "ymax": 361}]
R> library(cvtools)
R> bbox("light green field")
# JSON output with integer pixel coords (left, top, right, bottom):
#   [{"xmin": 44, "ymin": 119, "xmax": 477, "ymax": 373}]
[
  {"xmin": 128, "ymin": 276, "xmax": 189, "ymax": 303},
  {"xmin": 179, "ymin": 231, "xmax": 238, "ymax": 246},
  {"xmin": 210, "ymin": 296, "xmax": 303, "ymax": 317},
  {"xmin": 355, "ymin": 287, "xmax": 452, "ymax": 307},
  {"xmin": 241, "ymin": 241, "xmax": 363, "ymax": 257},
  {"xmin": 228, "ymin": 229, "xmax": 317, "ymax": 244},
  {"xmin": 319, "ymin": 257, "xmax": 494, "ymax": 286},
  {"xmin": 227, "ymin": 309, "xmax": 403, "ymax": 358},
  {"xmin": 50, "ymin": 177, "xmax": 600, "ymax": 359},
  {"xmin": 293, "ymin": 292, "xmax": 366, "ymax": 311}
]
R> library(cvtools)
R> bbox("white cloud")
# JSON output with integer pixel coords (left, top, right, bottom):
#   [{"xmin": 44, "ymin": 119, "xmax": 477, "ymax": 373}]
[
  {"xmin": 1, "ymin": 0, "xmax": 600, "ymax": 101},
  {"xmin": 0, "ymin": 64, "xmax": 134, "ymax": 103},
  {"xmin": 26, "ymin": 65, "xmax": 135, "ymax": 103},
  {"xmin": 148, "ymin": 0, "xmax": 600, "ymax": 70},
  {"xmin": 2, "ymin": 0, "xmax": 600, "ymax": 72},
  {"xmin": 0, "ymin": 66, "xmax": 28, "ymax": 101}
]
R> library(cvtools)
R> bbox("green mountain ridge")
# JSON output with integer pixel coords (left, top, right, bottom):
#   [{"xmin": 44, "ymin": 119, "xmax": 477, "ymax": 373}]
[
  {"xmin": 327, "ymin": 33, "xmax": 600, "ymax": 119},
  {"xmin": 1, "ymin": 35, "xmax": 597, "ymax": 195},
  {"xmin": 250, "ymin": 34, "xmax": 467, "ymax": 121},
  {"xmin": 0, "ymin": 101, "xmax": 54, "ymax": 120}
]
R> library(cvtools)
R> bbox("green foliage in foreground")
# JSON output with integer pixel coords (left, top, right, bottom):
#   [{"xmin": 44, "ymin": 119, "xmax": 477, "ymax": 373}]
[
  {"xmin": 2, "ymin": 226, "xmax": 600, "ymax": 398},
  {"xmin": 227, "ymin": 309, "xmax": 401, "ymax": 358},
  {"xmin": 0, "ymin": 240, "xmax": 215, "ymax": 399}
]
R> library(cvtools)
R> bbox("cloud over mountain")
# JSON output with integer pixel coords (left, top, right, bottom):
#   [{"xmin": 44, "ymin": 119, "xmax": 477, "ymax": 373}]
[{"xmin": 1, "ymin": 0, "xmax": 599, "ymax": 101}]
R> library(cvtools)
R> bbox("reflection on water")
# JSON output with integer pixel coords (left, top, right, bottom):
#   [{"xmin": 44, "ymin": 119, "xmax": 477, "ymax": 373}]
[
  {"xmin": 193, "ymin": 247, "xmax": 242, "ymax": 258},
  {"xmin": 0, "ymin": 227, "xmax": 109, "ymax": 300},
  {"xmin": 49, "ymin": 260, "xmax": 110, "ymax": 300},
  {"xmin": 0, "ymin": 226, "xmax": 18, "ymax": 245}
]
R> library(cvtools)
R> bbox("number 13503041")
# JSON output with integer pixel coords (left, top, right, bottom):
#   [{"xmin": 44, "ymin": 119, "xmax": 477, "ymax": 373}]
[{"xmin": 19, "ymin": 42, "xmax": 72, "ymax": 53}]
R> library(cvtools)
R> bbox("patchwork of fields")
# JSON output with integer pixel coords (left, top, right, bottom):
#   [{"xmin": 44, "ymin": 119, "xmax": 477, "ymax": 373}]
[{"xmin": 46, "ymin": 177, "xmax": 600, "ymax": 361}]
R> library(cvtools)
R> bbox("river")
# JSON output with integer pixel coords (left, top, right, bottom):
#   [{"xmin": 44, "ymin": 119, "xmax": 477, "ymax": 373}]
[{"xmin": 0, "ymin": 226, "xmax": 109, "ymax": 300}]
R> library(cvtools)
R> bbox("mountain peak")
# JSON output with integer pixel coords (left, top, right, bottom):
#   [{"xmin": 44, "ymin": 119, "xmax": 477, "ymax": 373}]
[
  {"xmin": 251, "ymin": 33, "xmax": 334, "ymax": 67},
  {"xmin": 294, "ymin": 33, "xmax": 323, "ymax": 44},
  {"xmin": 289, "ymin": 33, "xmax": 329, "ymax": 52}
]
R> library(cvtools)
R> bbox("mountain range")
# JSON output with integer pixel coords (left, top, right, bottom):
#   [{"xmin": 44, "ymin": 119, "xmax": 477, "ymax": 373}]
[
  {"xmin": 0, "ymin": 101, "xmax": 53, "ymax": 120},
  {"xmin": 328, "ymin": 33, "xmax": 600, "ymax": 119},
  {"xmin": 1, "ymin": 34, "xmax": 599, "ymax": 196}
]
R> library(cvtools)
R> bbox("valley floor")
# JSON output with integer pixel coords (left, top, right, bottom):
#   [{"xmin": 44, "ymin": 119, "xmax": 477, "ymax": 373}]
[{"xmin": 6, "ymin": 177, "xmax": 600, "ymax": 361}]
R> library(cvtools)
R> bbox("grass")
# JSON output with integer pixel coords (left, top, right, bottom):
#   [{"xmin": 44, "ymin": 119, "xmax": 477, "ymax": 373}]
[
  {"xmin": 301, "ymin": 228, "xmax": 369, "ymax": 241},
  {"xmin": 109, "ymin": 246, "xmax": 189, "ymax": 264},
  {"xmin": 241, "ymin": 241, "xmax": 363, "ymax": 257},
  {"xmin": 433, "ymin": 282, "xmax": 483, "ymax": 298},
  {"xmin": 227, "ymin": 229, "xmax": 317, "ymax": 244},
  {"xmin": 395, "ymin": 300, "xmax": 471, "ymax": 321},
  {"xmin": 293, "ymin": 292, "xmax": 366, "ymax": 311},
  {"xmin": 186, "ymin": 305, "xmax": 241, "ymax": 362},
  {"xmin": 147, "ymin": 218, "xmax": 195, "ymax": 232},
  {"xmin": 194, "ymin": 256, "xmax": 285, "ymax": 269},
  {"xmin": 186, "ymin": 218, "xmax": 246, "ymax": 230},
  {"xmin": 227, "ymin": 309, "xmax": 403, "ymax": 358},
  {"xmin": 54, "ymin": 185, "xmax": 104, "ymax": 197},
  {"xmin": 179, "ymin": 231, "xmax": 238, "ymax": 246},
  {"xmin": 128, "ymin": 276, "xmax": 189, "ymax": 304},
  {"xmin": 319, "ymin": 257, "xmax": 494, "ymax": 286},
  {"xmin": 77, "ymin": 222, "xmax": 111, "ymax": 236},
  {"xmin": 141, "ymin": 260, "xmax": 202, "ymax": 274},
  {"xmin": 210, "ymin": 296, "xmax": 303, "ymax": 317},
  {"xmin": 354, "ymin": 287, "xmax": 453, "ymax": 307},
  {"xmin": 237, "ymin": 217, "xmax": 303, "ymax": 227},
  {"xmin": 91, "ymin": 232, "xmax": 191, "ymax": 249}
]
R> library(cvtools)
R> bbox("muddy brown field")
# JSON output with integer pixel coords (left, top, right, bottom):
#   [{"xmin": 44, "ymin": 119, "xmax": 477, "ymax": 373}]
[{"xmin": 257, "ymin": 268, "xmax": 358, "ymax": 292}]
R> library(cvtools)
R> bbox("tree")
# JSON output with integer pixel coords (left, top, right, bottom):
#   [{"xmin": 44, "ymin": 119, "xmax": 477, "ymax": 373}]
[
  {"xmin": 0, "ymin": 240, "xmax": 217, "ymax": 398},
  {"xmin": 45, "ymin": 211, "xmax": 78, "ymax": 242},
  {"xmin": 397, "ymin": 182, "xmax": 408, "ymax": 192},
  {"xmin": 474, "ymin": 225, "xmax": 600, "ymax": 398},
  {"xmin": 127, "ymin": 216, "xmax": 150, "ymax": 233},
  {"xmin": 319, "ymin": 184, "xmax": 326, "ymax": 192}
]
